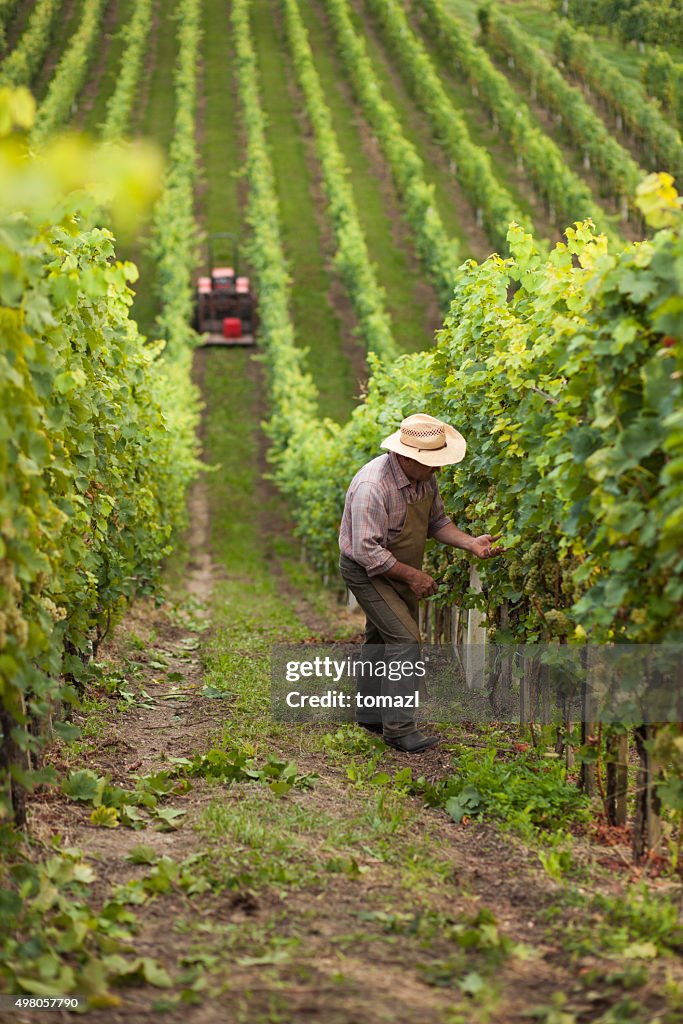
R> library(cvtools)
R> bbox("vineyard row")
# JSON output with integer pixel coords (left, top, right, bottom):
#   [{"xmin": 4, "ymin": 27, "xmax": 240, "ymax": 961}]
[
  {"xmin": 282, "ymin": 0, "xmax": 398, "ymax": 362},
  {"xmin": 322, "ymin": 0, "xmax": 458, "ymax": 307}
]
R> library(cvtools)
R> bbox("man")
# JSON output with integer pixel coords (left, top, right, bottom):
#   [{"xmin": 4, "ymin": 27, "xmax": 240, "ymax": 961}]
[{"xmin": 339, "ymin": 413, "xmax": 502, "ymax": 753}]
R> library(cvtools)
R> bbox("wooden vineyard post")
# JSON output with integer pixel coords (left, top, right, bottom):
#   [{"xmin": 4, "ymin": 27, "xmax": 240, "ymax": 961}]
[
  {"xmin": 580, "ymin": 648, "xmax": 598, "ymax": 797},
  {"xmin": 450, "ymin": 607, "xmax": 460, "ymax": 651},
  {"xmin": 520, "ymin": 657, "xmax": 530, "ymax": 727},
  {"xmin": 495, "ymin": 602, "xmax": 512, "ymax": 721},
  {"xmin": 434, "ymin": 605, "xmax": 443, "ymax": 644},
  {"xmin": 633, "ymin": 724, "xmax": 662, "ymax": 861},
  {"xmin": 540, "ymin": 660, "xmax": 551, "ymax": 726},
  {"xmin": 465, "ymin": 565, "xmax": 486, "ymax": 688},
  {"xmin": 0, "ymin": 704, "xmax": 28, "ymax": 827},
  {"xmin": 606, "ymin": 732, "xmax": 629, "ymax": 826},
  {"xmin": 420, "ymin": 602, "xmax": 433, "ymax": 643}
]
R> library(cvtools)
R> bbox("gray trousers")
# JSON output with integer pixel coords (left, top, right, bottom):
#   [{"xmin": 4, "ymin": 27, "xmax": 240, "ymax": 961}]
[{"xmin": 339, "ymin": 554, "xmax": 421, "ymax": 738}]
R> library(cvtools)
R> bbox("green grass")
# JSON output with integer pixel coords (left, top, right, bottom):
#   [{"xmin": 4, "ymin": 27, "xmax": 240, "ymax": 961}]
[
  {"xmin": 250, "ymin": 0, "xmax": 362, "ymax": 423},
  {"xmin": 130, "ymin": 0, "xmax": 179, "ymax": 338},
  {"xmin": 300, "ymin": 0, "xmax": 440, "ymax": 352},
  {"xmin": 81, "ymin": 0, "xmax": 137, "ymax": 133}
]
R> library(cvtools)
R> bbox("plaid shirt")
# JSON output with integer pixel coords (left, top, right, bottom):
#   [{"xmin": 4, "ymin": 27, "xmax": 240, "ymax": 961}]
[{"xmin": 339, "ymin": 452, "xmax": 452, "ymax": 576}]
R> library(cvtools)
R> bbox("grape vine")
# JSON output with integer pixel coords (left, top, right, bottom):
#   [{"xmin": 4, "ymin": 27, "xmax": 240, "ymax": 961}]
[
  {"xmin": 553, "ymin": 19, "xmax": 683, "ymax": 183},
  {"xmin": 279, "ymin": 173, "xmax": 683, "ymax": 651},
  {"xmin": 0, "ymin": 0, "xmax": 202, "ymax": 823},
  {"xmin": 30, "ymin": 0, "xmax": 109, "ymax": 145},
  {"xmin": 641, "ymin": 48, "xmax": 683, "ymax": 136},
  {"xmin": 100, "ymin": 0, "xmax": 154, "ymax": 141},
  {"xmin": 0, "ymin": 0, "xmax": 20, "ymax": 52},
  {"xmin": 231, "ymin": 0, "xmax": 321, "ymax": 454}
]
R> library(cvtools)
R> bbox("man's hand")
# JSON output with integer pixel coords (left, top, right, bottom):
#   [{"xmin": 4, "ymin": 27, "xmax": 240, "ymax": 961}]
[
  {"xmin": 433, "ymin": 522, "xmax": 505, "ymax": 557},
  {"xmin": 406, "ymin": 567, "xmax": 439, "ymax": 598},
  {"xmin": 384, "ymin": 560, "xmax": 439, "ymax": 597},
  {"xmin": 469, "ymin": 534, "xmax": 506, "ymax": 559}
]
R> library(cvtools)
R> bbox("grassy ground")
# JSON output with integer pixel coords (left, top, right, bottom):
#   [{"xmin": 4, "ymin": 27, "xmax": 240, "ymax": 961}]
[
  {"xmin": 200, "ymin": 0, "xmax": 242, "ymax": 238},
  {"xmin": 250, "ymin": 0, "xmax": 361, "ymax": 424}
]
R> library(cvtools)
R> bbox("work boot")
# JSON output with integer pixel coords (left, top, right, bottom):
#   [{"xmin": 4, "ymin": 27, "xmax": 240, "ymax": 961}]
[{"xmin": 384, "ymin": 731, "xmax": 438, "ymax": 753}]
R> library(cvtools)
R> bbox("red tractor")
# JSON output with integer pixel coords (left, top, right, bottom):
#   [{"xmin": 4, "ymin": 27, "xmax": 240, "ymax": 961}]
[{"xmin": 193, "ymin": 233, "xmax": 257, "ymax": 346}]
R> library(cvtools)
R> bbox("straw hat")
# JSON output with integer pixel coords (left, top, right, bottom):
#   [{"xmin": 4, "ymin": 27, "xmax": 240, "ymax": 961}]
[{"xmin": 381, "ymin": 413, "xmax": 466, "ymax": 467}]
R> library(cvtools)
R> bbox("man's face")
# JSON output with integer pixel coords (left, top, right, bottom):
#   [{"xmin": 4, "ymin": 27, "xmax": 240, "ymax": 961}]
[{"xmin": 397, "ymin": 455, "xmax": 437, "ymax": 483}]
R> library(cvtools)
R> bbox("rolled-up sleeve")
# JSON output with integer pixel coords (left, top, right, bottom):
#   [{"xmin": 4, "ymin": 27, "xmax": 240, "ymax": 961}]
[
  {"xmin": 349, "ymin": 482, "xmax": 397, "ymax": 576},
  {"xmin": 428, "ymin": 481, "xmax": 452, "ymax": 538}
]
